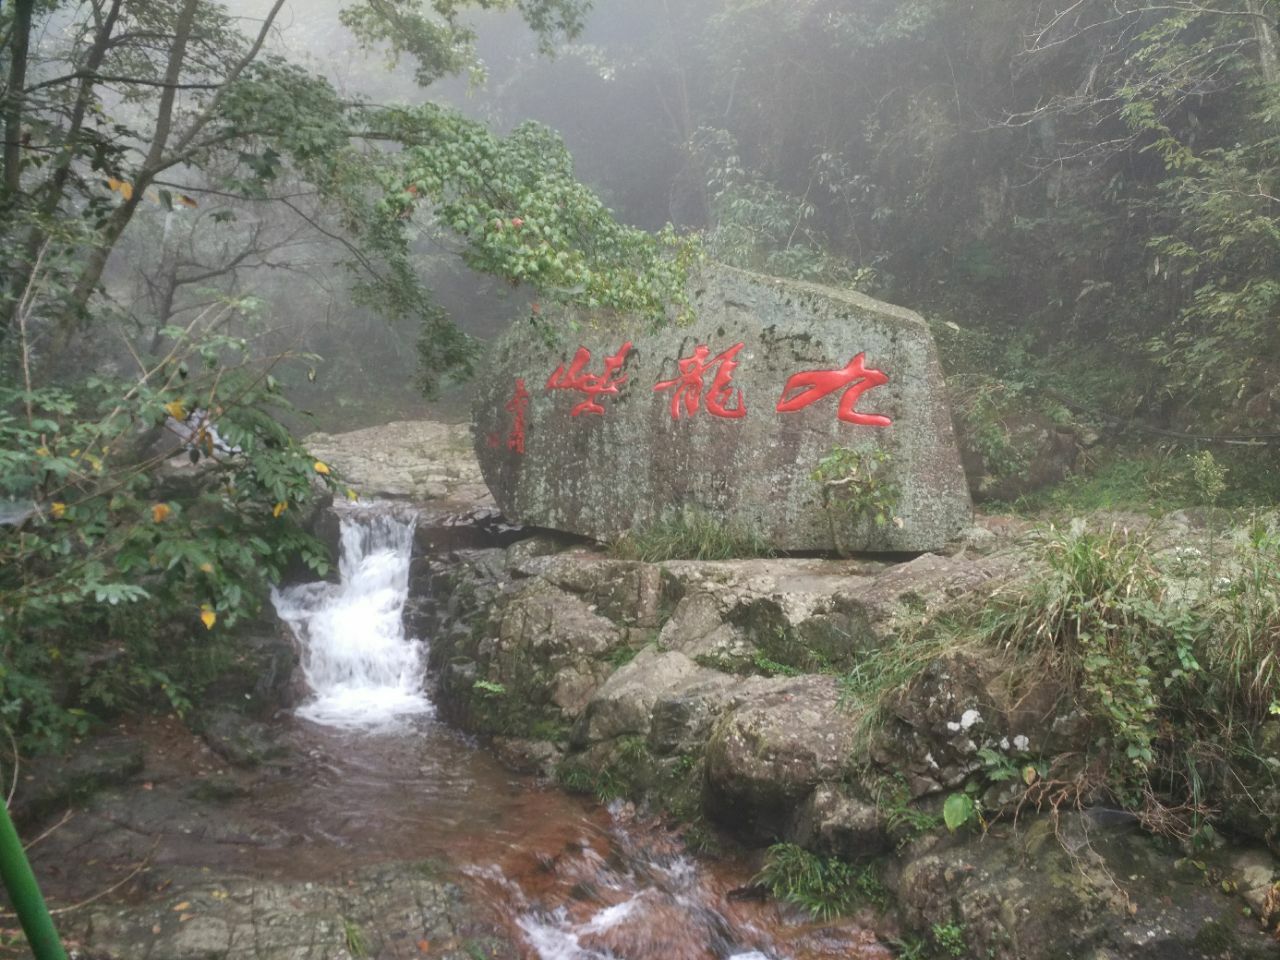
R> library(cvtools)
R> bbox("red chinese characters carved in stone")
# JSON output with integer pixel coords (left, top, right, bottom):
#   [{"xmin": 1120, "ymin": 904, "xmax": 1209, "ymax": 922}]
[
  {"xmin": 775, "ymin": 352, "xmax": 892, "ymax": 427},
  {"xmin": 504, "ymin": 378, "xmax": 530, "ymax": 453},
  {"xmin": 546, "ymin": 343, "xmax": 633, "ymax": 416},
  {"xmin": 652, "ymin": 343, "xmax": 747, "ymax": 420}
]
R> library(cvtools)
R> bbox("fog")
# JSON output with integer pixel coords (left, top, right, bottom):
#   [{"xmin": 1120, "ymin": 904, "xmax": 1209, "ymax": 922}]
[{"xmin": 13, "ymin": 0, "xmax": 1280, "ymax": 448}]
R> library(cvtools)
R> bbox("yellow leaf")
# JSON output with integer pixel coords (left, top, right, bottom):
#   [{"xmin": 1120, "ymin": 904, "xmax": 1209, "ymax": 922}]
[
  {"xmin": 152, "ymin": 503, "xmax": 172, "ymax": 523},
  {"xmin": 50, "ymin": 502, "xmax": 66, "ymax": 519},
  {"xmin": 106, "ymin": 177, "xmax": 133, "ymax": 200},
  {"xmin": 84, "ymin": 453, "xmax": 102, "ymax": 472},
  {"xmin": 199, "ymin": 562, "xmax": 214, "ymax": 574},
  {"xmin": 199, "ymin": 606, "xmax": 216, "ymax": 630},
  {"xmin": 313, "ymin": 461, "xmax": 330, "ymax": 475},
  {"xmin": 172, "ymin": 902, "xmax": 191, "ymax": 913},
  {"xmin": 345, "ymin": 488, "xmax": 359, "ymax": 502},
  {"xmin": 272, "ymin": 501, "xmax": 288, "ymax": 518},
  {"xmin": 35, "ymin": 446, "xmax": 49, "ymax": 457},
  {"xmin": 164, "ymin": 400, "xmax": 187, "ymax": 421},
  {"xmin": 1022, "ymin": 765, "xmax": 1038, "ymax": 786}
]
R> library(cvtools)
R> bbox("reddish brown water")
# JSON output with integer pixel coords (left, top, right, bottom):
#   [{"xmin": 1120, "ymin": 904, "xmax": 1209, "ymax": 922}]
[{"xmin": 31, "ymin": 713, "xmax": 889, "ymax": 960}]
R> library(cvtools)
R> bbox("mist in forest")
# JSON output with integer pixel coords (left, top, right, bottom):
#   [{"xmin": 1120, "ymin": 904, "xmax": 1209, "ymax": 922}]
[{"xmin": 16, "ymin": 0, "xmax": 1271, "ymax": 440}]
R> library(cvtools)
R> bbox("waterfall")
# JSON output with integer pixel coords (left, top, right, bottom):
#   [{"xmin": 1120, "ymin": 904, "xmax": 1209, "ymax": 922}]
[{"xmin": 272, "ymin": 506, "xmax": 432, "ymax": 728}]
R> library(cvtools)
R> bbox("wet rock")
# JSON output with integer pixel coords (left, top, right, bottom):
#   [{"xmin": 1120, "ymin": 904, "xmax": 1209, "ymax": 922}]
[
  {"xmin": 430, "ymin": 571, "xmax": 637, "ymax": 738},
  {"xmin": 512, "ymin": 552, "xmax": 669, "ymax": 629},
  {"xmin": 11, "ymin": 735, "xmax": 144, "ymax": 825},
  {"xmin": 570, "ymin": 649, "xmax": 747, "ymax": 749},
  {"xmin": 491, "ymin": 737, "xmax": 562, "ymax": 777},
  {"xmin": 704, "ymin": 676, "xmax": 860, "ymax": 838},
  {"xmin": 193, "ymin": 615, "xmax": 304, "ymax": 719},
  {"xmin": 658, "ymin": 551, "xmax": 1020, "ymax": 671},
  {"xmin": 890, "ymin": 813, "xmax": 1277, "ymax": 959},
  {"xmin": 787, "ymin": 783, "xmax": 890, "ymax": 859},
  {"xmin": 474, "ymin": 264, "xmax": 971, "ymax": 552},
  {"xmin": 194, "ymin": 708, "xmax": 290, "ymax": 769},
  {"xmin": 68, "ymin": 862, "xmax": 512, "ymax": 960},
  {"xmin": 866, "ymin": 649, "xmax": 1069, "ymax": 800}
]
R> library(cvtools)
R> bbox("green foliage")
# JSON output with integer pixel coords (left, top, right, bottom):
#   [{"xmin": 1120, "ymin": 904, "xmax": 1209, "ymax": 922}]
[
  {"xmin": 841, "ymin": 627, "xmax": 976, "ymax": 746},
  {"xmin": 692, "ymin": 127, "xmax": 876, "ymax": 289},
  {"xmin": 751, "ymin": 654, "xmax": 802, "ymax": 678},
  {"xmin": 472, "ymin": 679, "xmax": 508, "ymax": 697},
  {"xmin": 755, "ymin": 843, "xmax": 887, "ymax": 921},
  {"xmin": 970, "ymin": 521, "xmax": 1280, "ymax": 833},
  {"xmin": 941, "ymin": 793, "xmax": 977, "ymax": 833},
  {"xmin": 609, "ymin": 506, "xmax": 772, "ymax": 562},
  {"xmin": 930, "ymin": 923, "xmax": 967, "ymax": 958},
  {"xmin": 1188, "ymin": 450, "xmax": 1227, "ymax": 506},
  {"xmin": 342, "ymin": 918, "xmax": 368, "ymax": 958},
  {"xmin": 556, "ymin": 762, "xmax": 626, "ymax": 804},
  {"xmin": 0, "ymin": 329, "xmax": 337, "ymax": 751},
  {"xmin": 340, "ymin": 0, "xmax": 589, "ymax": 85},
  {"xmin": 810, "ymin": 446, "xmax": 899, "ymax": 556}
]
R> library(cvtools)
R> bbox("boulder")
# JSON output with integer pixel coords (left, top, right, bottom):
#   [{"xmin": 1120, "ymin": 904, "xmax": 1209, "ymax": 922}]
[
  {"xmin": 570, "ymin": 648, "xmax": 748, "ymax": 749},
  {"xmin": 787, "ymin": 783, "xmax": 891, "ymax": 859},
  {"xmin": 891, "ymin": 813, "xmax": 1278, "ymax": 959},
  {"xmin": 656, "ymin": 551, "xmax": 1020, "ymax": 671},
  {"xmin": 474, "ymin": 264, "xmax": 971, "ymax": 552},
  {"xmin": 704, "ymin": 676, "xmax": 861, "ymax": 838}
]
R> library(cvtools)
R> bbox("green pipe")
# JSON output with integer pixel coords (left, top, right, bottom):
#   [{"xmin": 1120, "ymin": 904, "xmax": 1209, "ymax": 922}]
[{"xmin": 0, "ymin": 799, "xmax": 66, "ymax": 960}]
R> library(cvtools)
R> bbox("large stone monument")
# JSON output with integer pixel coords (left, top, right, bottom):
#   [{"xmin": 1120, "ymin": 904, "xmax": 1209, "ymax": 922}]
[{"xmin": 473, "ymin": 265, "xmax": 971, "ymax": 552}]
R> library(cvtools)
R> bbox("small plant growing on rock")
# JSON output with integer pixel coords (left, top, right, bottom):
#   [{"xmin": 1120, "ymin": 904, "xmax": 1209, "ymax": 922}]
[
  {"xmin": 472, "ymin": 679, "xmax": 508, "ymax": 697},
  {"xmin": 342, "ymin": 918, "xmax": 368, "ymax": 958},
  {"xmin": 755, "ymin": 843, "xmax": 885, "ymax": 920},
  {"xmin": 930, "ymin": 922, "xmax": 967, "ymax": 957},
  {"xmin": 610, "ymin": 505, "xmax": 772, "ymax": 561},
  {"xmin": 810, "ymin": 446, "xmax": 899, "ymax": 555}
]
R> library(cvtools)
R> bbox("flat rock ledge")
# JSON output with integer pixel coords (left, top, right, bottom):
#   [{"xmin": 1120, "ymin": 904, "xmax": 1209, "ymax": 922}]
[
  {"xmin": 67, "ymin": 863, "xmax": 508, "ymax": 960},
  {"xmin": 305, "ymin": 420, "xmax": 491, "ymax": 505}
]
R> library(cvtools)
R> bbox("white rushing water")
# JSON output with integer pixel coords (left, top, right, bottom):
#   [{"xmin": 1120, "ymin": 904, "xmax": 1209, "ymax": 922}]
[{"xmin": 272, "ymin": 507, "xmax": 432, "ymax": 728}]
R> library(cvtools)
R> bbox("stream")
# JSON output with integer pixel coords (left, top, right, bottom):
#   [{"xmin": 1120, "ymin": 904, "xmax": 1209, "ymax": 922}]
[
  {"xmin": 270, "ymin": 505, "xmax": 888, "ymax": 960},
  {"xmin": 27, "ymin": 505, "xmax": 889, "ymax": 960}
]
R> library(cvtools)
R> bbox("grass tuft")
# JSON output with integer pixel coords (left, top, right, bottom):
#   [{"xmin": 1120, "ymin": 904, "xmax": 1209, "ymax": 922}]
[{"xmin": 609, "ymin": 506, "xmax": 773, "ymax": 562}]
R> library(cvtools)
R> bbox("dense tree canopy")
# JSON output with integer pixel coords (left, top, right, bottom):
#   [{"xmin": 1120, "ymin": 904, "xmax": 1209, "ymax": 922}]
[
  {"xmin": 485, "ymin": 0, "xmax": 1280, "ymax": 433},
  {"xmin": 0, "ymin": 0, "xmax": 697, "ymax": 749}
]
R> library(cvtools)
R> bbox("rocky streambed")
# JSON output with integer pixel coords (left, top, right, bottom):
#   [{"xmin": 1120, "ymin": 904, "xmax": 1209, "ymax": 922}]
[{"xmin": 11, "ymin": 420, "xmax": 1279, "ymax": 960}]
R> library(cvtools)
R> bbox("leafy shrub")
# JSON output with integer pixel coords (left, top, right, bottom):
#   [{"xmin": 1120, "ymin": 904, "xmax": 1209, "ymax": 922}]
[
  {"xmin": 972, "ymin": 521, "xmax": 1280, "ymax": 834},
  {"xmin": 810, "ymin": 446, "xmax": 898, "ymax": 555},
  {"xmin": 0, "ymin": 328, "xmax": 338, "ymax": 751}
]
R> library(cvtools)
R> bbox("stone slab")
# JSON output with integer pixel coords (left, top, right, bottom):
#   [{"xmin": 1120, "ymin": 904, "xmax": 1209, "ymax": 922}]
[{"xmin": 473, "ymin": 265, "xmax": 971, "ymax": 551}]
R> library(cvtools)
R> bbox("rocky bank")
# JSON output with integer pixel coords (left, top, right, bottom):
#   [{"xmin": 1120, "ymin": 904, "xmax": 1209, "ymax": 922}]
[{"xmin": 415, "ymin": 510, "xmax": 1280, "ymax": 957}]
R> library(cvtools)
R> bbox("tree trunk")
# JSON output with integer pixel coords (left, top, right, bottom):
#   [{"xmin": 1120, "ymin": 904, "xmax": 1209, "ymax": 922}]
[
  {"xmin": 2, "ymin": 0, "xmax": 34, "ymax": 198},
  {"xmin": 1248, "ymin": 0, "xmax": 1279, "ymax": 84},
  {"xmin": 64, "ymin": 0, "xmax": 199, "ymax": 327},
  {"xmin": 0, "ymin": 0, "xmax": 123, "ymax": 341}
]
